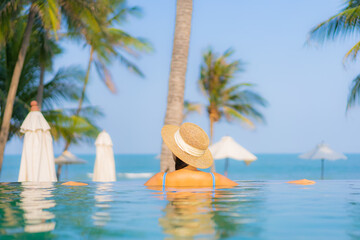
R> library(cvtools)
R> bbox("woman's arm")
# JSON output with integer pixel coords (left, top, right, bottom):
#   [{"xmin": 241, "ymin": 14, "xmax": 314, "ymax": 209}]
[
  {"xmin": 214, "ymin": 173, "xmax": 238, "ymax": 186},
  {"xmin": 144, "ymin": 172, "xmax": 164, "ymax": 186}
]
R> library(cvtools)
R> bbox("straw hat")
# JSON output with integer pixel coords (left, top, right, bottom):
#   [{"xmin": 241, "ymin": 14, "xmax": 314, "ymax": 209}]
[{"xmin": 161, "ymin": 122, "xmax": 213, "ymax": 169}]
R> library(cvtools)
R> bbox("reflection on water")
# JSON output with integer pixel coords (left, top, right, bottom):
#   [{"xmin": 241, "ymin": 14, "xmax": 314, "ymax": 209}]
[
  {"xmin": 92, "ymin": 183, "xmax": 114, "ymax": 226},
  {"xmin": 155, "ymin": 183, "xmax": 265, "ymax": 239},
  {"xmin": 159, "ymin": 189, "xmax": 216, "ymax": 238},
  {"xmin": 19, "ymin": 182, "xmax": 56, "ymax": 233},
  {"xmin": 0, "ymin": 182, "xmax": 56, "ymax": 238},
  {"xmin": 0, "ymin": 183, "xmax": 23, "ymax": 236},
  {"xmin": 347, "ymin": 183, "xmax": 360, "ymax": 240},
  {"xmin": 0, "ymin": 181, "xmax": 359, "ymax": 239}
]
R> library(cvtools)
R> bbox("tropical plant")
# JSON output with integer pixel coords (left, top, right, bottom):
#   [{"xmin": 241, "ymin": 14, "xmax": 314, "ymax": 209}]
[
  {"xmin": 0, "ymin": 1, "xmax": 62, "ymax": 173},
  {"xmin": 199, "ymin": 49, "xmax": 267, "ymax": 172},
  {"xmin": 308, "ymin": 1, "xmax": 360, "ymax": 109},
  {"xmin": 160, "ymin": 0, "xmax": 193, "ymax": 172},
  {"xmin": 34, "ymin": 23, "xmax": 62, "ymax": 109},
  {"xmin": 0, "ymin": 0, "xmax": 103, "ymax": 174},
  {"xmin": 65, "ymin": 0, "xmax": 151, "ymax": 111},
  {"xmin": 0, "ymin": 14, "xmax": 101, "ymax": 174},
  {"xmin": 0, "ymin": 34, "xmax": 101, "ymax": 143},
  {"xmin": 62, "ymin": 0, "xmax": 151, "ymax": 151},
  {"xmin": 0, "ymin": 68, "xmax": 102, "ymax": 142}
]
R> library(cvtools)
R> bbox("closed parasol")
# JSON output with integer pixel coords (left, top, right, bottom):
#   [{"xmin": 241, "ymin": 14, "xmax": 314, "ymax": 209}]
[
  {"xmin": 93, "ymin": 130, "xmax": 116, "ymax": 182},
  {"xmin": 18, "ymin": 101, "xmax": 57, "ymax": 182}
]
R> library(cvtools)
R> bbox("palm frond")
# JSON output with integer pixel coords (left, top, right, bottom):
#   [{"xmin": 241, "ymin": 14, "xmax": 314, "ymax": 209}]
[
  {"xmin": 0, "ymin": 0, "xmax": 23, "ymax": 45},
  {"xmin": 223, "ymin": 106, "xmax": 255, "ymax": 128},
  {"xmin": 309, "ymin": 5, "xmax": 360, "ymax": 43},
  {"xmin": 44, "ymin": 109, "xmax": 100, "ymax": 144},
  {"xmin": 344, "ymin": 40, "xmax": 360, "ymax": 62},
  {"xmin": 117, "ymin": 53, "xmax": 145, "ymax": 77},
  {"xmin": 347, "ymin": 73, "xmax": 360, "ymax": 109},
  {"xmin": 183, "ymin": 100, "xmax": 202, "ymax": 121},
  {"xmin": 39, "ymin": 66, "xmax": 84, "ymax": 109},
  {"xmin": 94, "ymin": 59, "xmax": 116, "ymax": 93},
  {"xmin": 36, "ymin": 0, "xmax": 61, "ymax": 39}
]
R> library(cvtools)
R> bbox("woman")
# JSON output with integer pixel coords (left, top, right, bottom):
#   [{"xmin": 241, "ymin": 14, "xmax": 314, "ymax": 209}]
[{"xmin": 145, "ymin": 122, "xmax": 238, "ymax": 187}]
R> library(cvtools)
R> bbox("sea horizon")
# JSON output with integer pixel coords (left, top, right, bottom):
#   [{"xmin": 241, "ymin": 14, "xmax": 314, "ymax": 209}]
[{"xmin": 2, "ymin": 153, "xmax": 360, "ymax": 182}]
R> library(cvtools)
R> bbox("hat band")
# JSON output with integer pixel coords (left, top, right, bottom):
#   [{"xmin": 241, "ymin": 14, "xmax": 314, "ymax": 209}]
[{"xmin": 174, "ymin": 130, "xmax": 206, "ymax": 157}]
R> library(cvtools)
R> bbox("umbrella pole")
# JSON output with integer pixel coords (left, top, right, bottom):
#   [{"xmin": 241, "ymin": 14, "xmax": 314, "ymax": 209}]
[
  {"xmin": 321, "ymin": 159, "xmax": 324, "ymax": 180},
  {"xmin": 56, "ymin": 164, "xmax": 62, "ymax": 181},
  {"xmin": 224, "ymin": 158, "xmax": 229, "ymax": 177}
]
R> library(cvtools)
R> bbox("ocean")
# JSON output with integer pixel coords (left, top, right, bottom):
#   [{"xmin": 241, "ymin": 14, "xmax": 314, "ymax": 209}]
[{"xmin": 1, "ymin": 154, "xmax": 360, "ymax": 182}]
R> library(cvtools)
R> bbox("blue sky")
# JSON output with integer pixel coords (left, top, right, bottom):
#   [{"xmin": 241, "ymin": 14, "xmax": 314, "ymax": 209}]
[{"xmin": 6, "ymin": 0, "xmax": 360, "ymax": 154}]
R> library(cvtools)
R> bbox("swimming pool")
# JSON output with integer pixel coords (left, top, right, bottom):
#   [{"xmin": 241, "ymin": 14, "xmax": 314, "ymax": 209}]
[{"xmin": 0, "ymin": 180, "xmax": 359, "ymax": 239}]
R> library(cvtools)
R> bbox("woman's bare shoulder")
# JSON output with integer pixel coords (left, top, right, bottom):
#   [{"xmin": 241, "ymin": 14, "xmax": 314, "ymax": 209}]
[
  {"xmin": 213, "ymin": 173, "xmax": 238, "ymax": 186},
  {"xmin": 144, "ymin": 172, "xmax": 164, "ymax": 186}
]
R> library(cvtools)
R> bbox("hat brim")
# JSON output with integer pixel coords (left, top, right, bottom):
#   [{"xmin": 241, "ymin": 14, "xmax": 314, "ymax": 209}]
[{"xmin": 161, "ymin": 125, "xmax": 213, "ymax": 169}]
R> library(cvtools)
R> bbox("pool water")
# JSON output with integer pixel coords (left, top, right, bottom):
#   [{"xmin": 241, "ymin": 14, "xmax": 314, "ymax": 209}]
[{"xmin": 0, "ymin": 180, "xmax": 359, "ymax": 239}]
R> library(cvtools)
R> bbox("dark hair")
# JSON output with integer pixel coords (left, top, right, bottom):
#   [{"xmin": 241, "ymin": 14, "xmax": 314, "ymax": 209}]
[{"xmin": 173, "ymin": 154, "xmax": 188, "ymax": 170}]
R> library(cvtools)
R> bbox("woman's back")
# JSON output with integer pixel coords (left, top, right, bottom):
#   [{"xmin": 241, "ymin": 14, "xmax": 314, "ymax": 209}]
[{"xmin": 145, "ymin": 167, "xmax": 238, "ymax": 187}]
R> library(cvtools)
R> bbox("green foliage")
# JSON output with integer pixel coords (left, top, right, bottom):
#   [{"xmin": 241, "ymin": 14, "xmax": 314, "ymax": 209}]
[
  {"xmin": 65, "ymin": 0, "xmax": 152, "ymax": 92},
  {"xmin": 45, "ymin": 107, "xmax": 102, "ymax": 145},
  {"xmin": 347, "ymin": 74, "xmax": 360, "ymax": 109},
  {"xmin": 183, "ymin": 100, "xmax": 202, "ymax": 122},
  {"xmin": 0, "ymin": 0, "xmax": 151, "ymax": 147},
  {"xmin": 199, "ymin": 48, "xmax": 267, "ymax": 128},
  {"xmin": 0, "ymin": 16, "xmax": 101, "ymax": 143},
  {"xmin": 308, "ymin": 0, "xmax": 360, "ymax": 110},
  {"xmin": 309, "ymin": 1, "xmax": 360, "ymax": 62},
  {"xmin": 0, "ymin": 0, "xmax": 24, "ymax": 46}
]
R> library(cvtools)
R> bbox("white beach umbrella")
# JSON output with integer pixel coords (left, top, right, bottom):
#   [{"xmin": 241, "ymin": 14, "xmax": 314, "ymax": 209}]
[
  {"xmin": 55, "ymin": 150, "xmax": 86, "ymax": 165},
  {"xmin": 18, "ymin": 101, "xmax": 57, "ymax": 182},
  {"xmin": 93, "ymin": 130, "xmax": 116, "ymax": 182},
  {"xmin": 299, "ymin": 142, "xmax": 347, "ymax": 179},
  {"xmin": 55, "ymin": 150, "xmax": 86, "ymax": 180},
  {"xmin": 209, "ymin": 136, "xmax": 257, "ymax": 176}
]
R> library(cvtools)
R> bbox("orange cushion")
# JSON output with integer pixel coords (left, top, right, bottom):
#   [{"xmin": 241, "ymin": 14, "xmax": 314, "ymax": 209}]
[
  {"xmin": 61, "ymin": 181, "xmax": 88, "ymax": 186},
  {"xmin": 287, "ymin": 179, "xmax": 316, "ymax": 185}
]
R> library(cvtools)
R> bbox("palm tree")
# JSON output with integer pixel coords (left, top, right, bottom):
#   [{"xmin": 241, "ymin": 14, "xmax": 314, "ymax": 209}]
[
  {"xmin": 0, "ymin": 0, "xmax": 108, "ymax": 174},
  {"xmin": 35, "ymin": 26, "xmax": 62, "ymax": 109},
  {"xmin": 0, "ymin": 29, "xmax": 101, "ymax": 143},
  {"xmin": 0, "ymin": 67, "xmax": 102, "ymax": 142},
  {"xmin": 0, "ymin": 1, "xmax": 61, "ymax": 174},
  {"xmin": 62, "ymin": 0, "xmax": 151, "ymax": 151},
  {"xmin": 66, "ymin": 0, "xmax": 150, "ymax": 110},
  {"xmin": 0, "ymin": 14, "xmax": 101, "ymax": 175},
  {"xmin": 308, "ymin": 1, "xmax": 360, "ymax": 109},
  {"xmin": 199, "ymin": 49, "xmax": 267, "ymax": 172},
  {"xmin": 160, "ymin": 0, "xmax": 193, "ymax": 172}
]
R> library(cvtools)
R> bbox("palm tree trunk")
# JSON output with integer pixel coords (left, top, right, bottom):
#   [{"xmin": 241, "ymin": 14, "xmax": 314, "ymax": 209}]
[
  {"xmin": 0, "ymin": 4, "xmax": 36, "ymax": 175},
  {"xmin": 209, "ymin": 117, "xmax": 216, "ymax": 172},
  {"xmin": 36, "ymin": 63, "xmax": 45, "ymax": 109},
  {"xmin": 60, "ymin": 47, "xmax": 93, "ymax": 179},
  {"xmin": 63, "ymin": 141, "xmax": 71, "ymax": 151},
  {"xmin": 210, "ymin": 117, "xmax": 214, "ymax": 144},
  {"xmin": 160, "ymin": 0, "xmax": 193, "ymax": 172},
  {"xmin": 63, "ymin": 47, "xmax": 94, "ymax": 152},
  {"xmin": 56, "ymin": 164, "xmax": 63, "ymax": 180}
]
